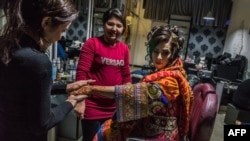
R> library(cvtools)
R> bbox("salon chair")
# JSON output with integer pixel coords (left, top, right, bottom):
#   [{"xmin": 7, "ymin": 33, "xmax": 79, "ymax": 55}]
[
  {"xmin": 224, "ymin": 79, "xmax": 250, "ymax": 125},
  {"xmin": 189, "ymin": 83, "xmax": 218, "ymax": 141},
  {"xmin": 213, "ymin": 54, "xmax": 247, "ymax": 83},
  {"xmin": 213, "ymin": 57, "xmax": 244, "ymax": 107}
]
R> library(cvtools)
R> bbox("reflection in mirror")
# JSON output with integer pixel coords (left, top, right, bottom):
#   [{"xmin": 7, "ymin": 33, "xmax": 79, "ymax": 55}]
[{"xmin": 169, "ymin": 15, "xmax": 191, "ymax": 60}]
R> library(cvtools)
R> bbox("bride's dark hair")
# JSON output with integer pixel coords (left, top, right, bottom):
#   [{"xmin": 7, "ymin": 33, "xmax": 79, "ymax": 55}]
[{"xmin": 145, "ymin": 24, "xmax": 185, "ymax": 65}]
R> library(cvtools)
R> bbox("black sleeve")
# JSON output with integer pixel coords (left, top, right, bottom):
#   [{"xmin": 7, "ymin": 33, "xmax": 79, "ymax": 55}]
[
  {"xmin": 51, "ymin": 83, "xmax": 67, "ymax": 95},
  {"xmin": 27, "ymin": 54, "xmax": 73, "ymax": 131}
]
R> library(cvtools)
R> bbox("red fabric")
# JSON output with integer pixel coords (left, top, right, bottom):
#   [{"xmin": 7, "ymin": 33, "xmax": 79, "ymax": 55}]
[
  {"xmin": 143, "ymin": 58, "xmax": 193, "ymax": 137},
  {"xmin": 76, "ymin": 36, "xmax": 131, "ymax": 120},
  {"xmin": 93, "ymin": 58, "xmax": 193, "ymax": 141}
]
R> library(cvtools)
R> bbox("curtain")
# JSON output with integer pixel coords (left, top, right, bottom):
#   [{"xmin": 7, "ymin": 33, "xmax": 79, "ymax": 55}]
[
  {"xmin": 211, "ymin": 0, "xmax": 233, "ymax": 27},
  {"xmin": 171, "ymin": 0, "xmax": 193, "ymax": 15},
  {"xmin": 144, "ymin": 0, "xmax": 172, "ymax": 21},
  {"xmin": 144, "ymin": 0, "xmax": 233, "ymax": 27},
  {"xmin": 191, "ymin": 0, "xmax": 233, "ymax": 27}
]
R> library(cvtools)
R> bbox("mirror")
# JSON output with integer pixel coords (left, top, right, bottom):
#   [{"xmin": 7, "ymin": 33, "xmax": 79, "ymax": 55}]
[{"xmin": 169, "ymin": 15, "xmax": 191, "ymax": 60}]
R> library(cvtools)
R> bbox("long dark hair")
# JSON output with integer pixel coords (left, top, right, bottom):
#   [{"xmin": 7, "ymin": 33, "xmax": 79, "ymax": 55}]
[{"xmin": 0, "ymin": 0, "xmax": 78, "ymax": 64}]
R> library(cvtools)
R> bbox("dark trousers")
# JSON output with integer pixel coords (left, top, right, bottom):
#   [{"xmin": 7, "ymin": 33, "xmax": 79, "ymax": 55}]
[{"xmin": 81, "ymin": 118, "xmax": 108, "ymax": 141}]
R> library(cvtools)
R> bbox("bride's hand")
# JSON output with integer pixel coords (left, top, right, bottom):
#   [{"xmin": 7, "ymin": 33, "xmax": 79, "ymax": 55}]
[
  {"xmin": 66, "ymin": 79, "xmax": 95, "ymax": 93},
  {"xmin": 69, "ymin": 85, "xmax": 93, "ymax": 95},
  {"xmin": 66, "ymin": 94, "xmax": 89, "ymax": 107}
]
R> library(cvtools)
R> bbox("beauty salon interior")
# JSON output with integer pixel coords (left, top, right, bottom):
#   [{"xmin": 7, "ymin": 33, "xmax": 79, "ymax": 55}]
[{"xmin": 1, "ymin": 0, "xmax": 250, "ymax": 141}]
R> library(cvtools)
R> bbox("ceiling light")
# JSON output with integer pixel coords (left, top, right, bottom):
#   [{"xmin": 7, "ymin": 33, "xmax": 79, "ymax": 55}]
[{"xmin": 203, "ymin": 11, "xmax": 215, "ymax": 21}]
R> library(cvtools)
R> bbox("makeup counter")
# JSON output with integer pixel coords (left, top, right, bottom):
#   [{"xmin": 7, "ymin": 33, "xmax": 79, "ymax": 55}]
[{"xmin": 50, "ymin": 39, "xmax": 82, "ymax": 95}]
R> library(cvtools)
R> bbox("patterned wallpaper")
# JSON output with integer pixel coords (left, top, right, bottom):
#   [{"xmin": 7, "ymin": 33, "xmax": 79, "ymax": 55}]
[
  {"xmin": 66, "ymin": 14, "xmax": 88, "ymax": 42},
  {"xmin": 64, "ymin": 14, "xmax": 228, "ymax": 61},
  {"xmin": 186, "ymin": 25, "xmax": 227, "ymax": 59}
]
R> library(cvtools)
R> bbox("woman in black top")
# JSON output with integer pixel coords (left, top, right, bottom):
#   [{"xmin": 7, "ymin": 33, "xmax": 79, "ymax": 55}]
[{"xmin": 0, "ymin": 0, "xmax": 94, "ymax": 141}]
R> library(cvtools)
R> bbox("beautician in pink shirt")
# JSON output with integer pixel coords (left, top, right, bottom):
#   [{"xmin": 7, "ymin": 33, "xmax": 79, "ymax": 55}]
[{"xmin": 75, "ymin": 8, "xmax": 132, "ymax": 141}]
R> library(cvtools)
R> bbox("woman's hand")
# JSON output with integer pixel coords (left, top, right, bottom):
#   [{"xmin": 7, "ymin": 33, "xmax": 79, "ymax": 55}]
[
  {"xmin": 74, "ymin": 101, "xmax": 86, "ymax": 119},
  {"xmin": 66, "ymin": 94, "xmax": 89, "ymax": 107},
  {"xmin": 66, "ymin": 79, "xmax": 95, "ymax": 93}
]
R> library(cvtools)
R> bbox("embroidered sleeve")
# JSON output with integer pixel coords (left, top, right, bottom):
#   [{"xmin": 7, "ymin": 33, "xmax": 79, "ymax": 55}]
[
  {"xmin": 114, "ymin": 82, "xmax": 169, "ymax": 122},
  {"xmin": 115, "ymin": 82, "xmax": 148, "ymax": 122}
]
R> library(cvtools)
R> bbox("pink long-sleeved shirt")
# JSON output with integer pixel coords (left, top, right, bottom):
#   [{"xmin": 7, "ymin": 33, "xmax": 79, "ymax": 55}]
[{"xmin": 76, "ymin": 36, "xmax": 132, "ymax": 119}]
